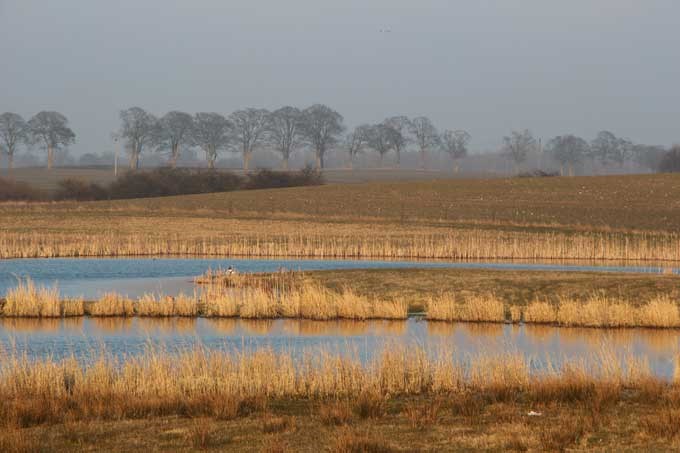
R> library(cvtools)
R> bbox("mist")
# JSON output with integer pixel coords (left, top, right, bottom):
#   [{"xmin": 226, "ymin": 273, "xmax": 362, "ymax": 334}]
[{"xmin": 1, "ymin": 0, "xmax": 679, "ymax": 159}]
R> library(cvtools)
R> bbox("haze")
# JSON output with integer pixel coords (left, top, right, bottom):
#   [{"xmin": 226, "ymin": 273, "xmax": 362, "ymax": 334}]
[{"xmin": 1, "ymin": 0, "xmax": 679, "ymax": 157}]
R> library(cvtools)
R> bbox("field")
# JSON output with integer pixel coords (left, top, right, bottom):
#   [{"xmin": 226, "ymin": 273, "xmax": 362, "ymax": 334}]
[{"xmin": 2, "ymin": 173, "xmax": 680, "ymax": 261}]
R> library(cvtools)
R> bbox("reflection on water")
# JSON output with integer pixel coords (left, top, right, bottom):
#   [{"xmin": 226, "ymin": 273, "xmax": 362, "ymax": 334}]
[{"xmin": 2, "ymin": 317, "xmax": 680, "ymax": 378}]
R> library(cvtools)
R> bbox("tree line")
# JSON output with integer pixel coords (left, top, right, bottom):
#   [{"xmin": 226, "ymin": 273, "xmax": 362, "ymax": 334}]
[{"xmin": 1, "ymin": 107, "xmax": 679, "ymax": 174}]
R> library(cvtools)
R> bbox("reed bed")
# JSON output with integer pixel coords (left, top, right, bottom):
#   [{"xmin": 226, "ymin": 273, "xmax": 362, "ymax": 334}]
[
  {"xmin": 1, "ymin": 279, "xmax": 83, "ymax": 318},
  {"xmin": 426, "ymin": 293, "xmax": 506, "ymax": 323},
  {"xmin": 2, "ymin": 229, "xmax": 680, "ymax": 261},
  {"xmin": 0, "ymin": 344, "xmax": 667, "ymax": 430}
]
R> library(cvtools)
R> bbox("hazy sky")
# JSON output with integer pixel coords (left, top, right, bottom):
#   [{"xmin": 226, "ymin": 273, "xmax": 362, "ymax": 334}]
[{"xmin": 1, "ymin": 0, "xmax": 679, "ymax": 157}]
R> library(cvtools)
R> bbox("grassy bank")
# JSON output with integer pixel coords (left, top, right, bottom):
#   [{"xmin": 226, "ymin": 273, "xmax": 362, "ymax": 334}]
[
  {"xmin": 2, "ymin": 174, "xmax": 680, "ymax": 261},
  {"xmin": 0, "ymin": 346, "xmax": 677, "ymax": 452}
]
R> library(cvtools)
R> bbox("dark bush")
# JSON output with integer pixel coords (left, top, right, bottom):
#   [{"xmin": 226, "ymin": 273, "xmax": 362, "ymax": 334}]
[
  {"xmin": 0, "ymin": 178, "xmax": 46, "ymax": 201},
  {"xmin": 108, "ymin": 168, "xmax": 244, "ymax": 199},
  {"xmin": 517, "ymin": 169, "xmax": 560, "ymax": 178},
  {"xmin": 244, "ymin": 165, "xmax": 324, "ymax": 190},
  {"xmin": 658, "ymin": 146, "xmax": 680, "ymax": 173},
  {"xmin": 55, "ymin": 179, "xmax": 109, "ymax": 201}
]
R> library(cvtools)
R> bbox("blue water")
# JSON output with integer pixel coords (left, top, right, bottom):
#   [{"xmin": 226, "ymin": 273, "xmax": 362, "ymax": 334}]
[
  {"xmin": 0, "ymin": 317, "xmax": 677, "ymax": 379},
  {"xmin": 1, "ymin": 257, "xmax": 677, "ymax": 299}
]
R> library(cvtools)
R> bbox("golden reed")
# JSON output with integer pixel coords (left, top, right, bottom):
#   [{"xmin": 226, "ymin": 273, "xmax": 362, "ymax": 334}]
[
  {"xmin": 2, "ymin": 229, "xmax": 680, "ymax": 261},
  {"xmin": 0, "ymin": 345, "xmax": 664, "ymax": 428}
]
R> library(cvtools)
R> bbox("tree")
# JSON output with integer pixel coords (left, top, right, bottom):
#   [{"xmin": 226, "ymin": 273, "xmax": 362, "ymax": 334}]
[
  {"xmin": 343, "ymin": 125, "xmax": 370, "ymax": 169},
  {"xmin": 590, "ymin": 131, "xmax": 632, "ymax": 167},
  {"xmin": 365, "ymin": 123, "xmax": 399, "ymax": 167},
  {"xmin": 546, "ymin": 135, "xmax": 589, "ymax": 176},
  {"xmin": 158, "ymin": 111, "xmax": 194, "ymax": 168},
  {"xmin": 118, "ymin": 107, "xmax": 158, "ymax": 170},
  {"xmin": 658, "ymin": 145, "xmax": 680, "ymax": 173},
  {"xmin": 440, "ymin": 129, "xmax": 471, "ymax": 173},
  {"xmin": 503, "ymin": 129, "xmax": 536, "ymax": 171},
  {"xmin": 191, "ymin": 112, "xmax": 231, "ymax": 169},
  {"xmin": 409, "ymin": 116, "xmax": 439, "ymax": 169},
  {"xmin": 0, "ymin": 112, "xmax": 28, "ymax": 170},
  {"xmin": 633, "ymin": 144, "xmax": 667, "ymax": 173},
  {"xmin": 383, "ymin": 116, "xmax": 410, "ymax": 166},
  {"xmin": 27, "ymin": 111, "xmax": 75, "ymax": 170},
  {"xmin": 229, "ymin": 108, "xmax": 270, "ymax": 171},
  {"xmin": 268, "ymin": 106, "xmax": 302, "ymax": 170},
  {"xmin": 299, "ymin": 104, "xmax": 344, "ymax": 169}
]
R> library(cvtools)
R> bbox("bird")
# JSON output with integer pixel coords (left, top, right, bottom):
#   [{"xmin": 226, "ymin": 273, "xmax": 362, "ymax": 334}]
[{"xmin": 379, "ymin": 28, "xmax": 392, "ymax": 33}]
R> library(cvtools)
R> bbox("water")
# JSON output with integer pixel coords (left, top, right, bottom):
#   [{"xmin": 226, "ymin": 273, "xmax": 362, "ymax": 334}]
[
  {"xmin": 1, "ymin": 257, "xmax": 678, "ymax": 299},
  {"xmin": 0, "ymin": 317, "xmax": 678, "ymax": 378}
]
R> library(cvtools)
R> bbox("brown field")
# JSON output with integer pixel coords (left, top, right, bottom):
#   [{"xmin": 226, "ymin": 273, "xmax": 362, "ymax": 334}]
[
  {"xmin": 2, "ymin": 173, "xmax": 680, "ymax": 261},
  {"xmin": 0, "ymin": 345, "xmax": 678, "ymax": 452}
]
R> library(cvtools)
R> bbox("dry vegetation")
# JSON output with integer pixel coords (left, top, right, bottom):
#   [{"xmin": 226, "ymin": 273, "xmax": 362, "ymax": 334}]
[
  {"xmin": 0, "ymin": 345, "xmax": 679, "ymax": 451},
  {"xmin": 2, "ymin": 174, "xmax": 680, "ymax": 261}
]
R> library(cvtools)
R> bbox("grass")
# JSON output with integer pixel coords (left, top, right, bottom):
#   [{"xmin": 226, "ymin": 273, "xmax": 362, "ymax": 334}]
[
  {"xmin": 0, "ymin": 345, "xmax": 679, "ymax": 451},
  {"xmin": 2, "ymin": 174, "xmax": 680, "ymax": 261}
]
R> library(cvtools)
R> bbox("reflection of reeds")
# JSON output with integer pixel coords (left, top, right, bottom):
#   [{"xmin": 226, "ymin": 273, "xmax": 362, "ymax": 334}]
[
  {"xmin": 0, "ymin": 317, "xmax": 83, "ymax": 333},
  {"xmin": 0, "ymin": 344, "xmax": 664, "ymax": 429}
]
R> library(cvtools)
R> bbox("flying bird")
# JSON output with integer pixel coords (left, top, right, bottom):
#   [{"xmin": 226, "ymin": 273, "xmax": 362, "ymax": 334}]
[{"xmin": 379, "ymin": 28, "xmax": 392, "ymax": 33}]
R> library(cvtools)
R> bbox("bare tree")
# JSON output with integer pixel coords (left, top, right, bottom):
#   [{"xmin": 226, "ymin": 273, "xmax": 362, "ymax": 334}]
[
  {"xmin": 229, "ymin": 108, "xmax": 270, "ymax": 171},
  {"xmin": 27, "ymin": 111, "xmax": 75, "ymax": 170},
  {"xmin": 365, "ymin": 124, "xmax": 398, "ymax": 167},
  {"xmin": 268, "ymin": 106, "xmax": 302, "ymax": 170},
  {"xmin": 590, "ymin": 131, "xmax": 632, "ymax": 167},
  {"xmin": 299, "ymin": 104, "xmax": 344, "ymax": 169},
  {"xmin": 441, "ymin": 129, "xmax": 471, "ymax": 173},
  {"xmin": 191, "ymin": 112, "xmax": 231, "ymax": 169},
  {"xmin": 633, "ymin": 144, "xmax": 667, "ymax": 173},
  {"xmin": 383, "ymin": 116, "xmax": 410, "ymax": 166},
  {"xmin": 118, "ymin": 107, "xmax": 158, "ymax": 170},
  {"xmin": 158, "ymin": 111, "xmax": 194, "ymax": 168},
  {"xmin": 409, "ymin": 116, "xmax": 439, "ymax": 169},
  {"xmin": 503, "ymin": 129, "xmax": 536, "ymax": 172},
  {"xmin": 0, "ymin": 112, "xmax": 28, "ymax": 170},
  {"xmin": 344, "ymin": 124, "xmax": 370, "ymax": 169},
  {"xmin": 546, "ymin": 135, "xmax": 589, "ymax": 176}
]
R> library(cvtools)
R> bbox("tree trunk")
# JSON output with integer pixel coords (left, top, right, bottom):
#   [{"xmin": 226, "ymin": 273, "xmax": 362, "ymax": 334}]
[
  {"xmin": 379, "ymin": 153, "xmax": 384, "ymax": 168},
  {"xmin": 568, "ymin": 163, "xmax": 574, "ymax": 177},
  {"xmin": 395, "ymin": 148, "xmax": 401, "ymax": 166},
  {"xmin": 420, "ymin": 148, "xmax": 426, "ymax": 170},
  {"xmin": 282, "ymin": 156, "xmax": 289, "ymax": 170},
  {"xmin": 208, "ymin": 158, "xmax": 215, "ymax": 169},
  {"xmin": 7, "ymin": 153, "xmax": 13, "ymax": 171},
  {"xmin": 348, "ymin": 154, "xmax": 353, "ymax": 170},
  {"xmin": 129, "ymin": 151, "xmax": 139, "ymax": 170},
  {"xmin": 170, "ymin": 144, "xmax": 179, "ymax": 168},
  {"xmin": 454, "ymin": 161, "xmax": 460, "ymax": 174},
  {"xmin": 244, "ymin": 150, "xmax": 251, "ymax": 171},
  {"xmin": 315, "ymin": 150, "xmax": 323, "ymax": 169},
  {"xmin": 47, "ymin": 145, "xmax": 54, "ymax": 170}
]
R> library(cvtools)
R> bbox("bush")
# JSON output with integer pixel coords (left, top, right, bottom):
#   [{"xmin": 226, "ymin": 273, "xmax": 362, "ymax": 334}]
[
  {"xmin": 0, "ymin": 178, "xmax": 46, "ymax": 201},
  {"xmin": 108, "ymin": 168, "xmax": 244, "ymax": 199},
  {"xmin": 658, "ymin": 146, "xmax": 680, "ymax": 173},
  {"xmin": 244, "ymin": 165, "xmax": 324, "ymax": 190},
  {"xmin": 55, "ymin": 179, "xmax": 109, "ymax": 201},
  {"xmin": 517, "ymin": 169, "xmax": 560, "ymax": 178}
]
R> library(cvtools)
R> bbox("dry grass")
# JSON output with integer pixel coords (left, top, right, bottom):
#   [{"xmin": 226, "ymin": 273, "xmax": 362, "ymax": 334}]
[{"xmin": 426, "ymin": 293, "xmax": 505, "ymax": 322}]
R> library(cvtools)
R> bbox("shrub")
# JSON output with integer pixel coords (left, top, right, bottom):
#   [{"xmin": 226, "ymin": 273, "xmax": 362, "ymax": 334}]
[
  {"xmin": 658, "ymin": 146, "xmax": 680, "ymax": 173},
  {"xmin": 244, "ymin": 165, "xmax": 324, "ymax": 190},
  {"xmin": 0, "ymin": 177, "xmax": 46, "ymax": 201},
  {"xmin": 55, "ymin": 179, "xmax": 109, "ymax": 201}
]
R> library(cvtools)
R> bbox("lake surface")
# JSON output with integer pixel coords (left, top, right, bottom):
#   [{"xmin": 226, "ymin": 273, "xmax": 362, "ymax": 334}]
[
  {"xmin": 1, "ymin": 317, "xmax": 678, "ymax": 379},
  {"xmin": 1, "ymin": 257, "xmax": 678, "ymax": 299}
]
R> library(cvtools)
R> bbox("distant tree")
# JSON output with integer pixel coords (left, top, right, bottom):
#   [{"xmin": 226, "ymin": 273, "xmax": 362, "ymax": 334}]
[
  {"xmin": 590, "ymin": 131, "xmax": 633, "ymax": 167},
  {"xmin": 659, "ymin": 145, "xmax": 680, "ymax": 173},
  {"xmin": 546, "ymin": 135, "xmax": 589, "ymax": 176},
  {"xmin": 440, "ymin": 129, "xmax": 471, "ymax": 173},
  {"xmin": 299, "ymin": 104, "xmax": 344, "ymax": 169},
  {"xmin": 383, "ymin": 116, "xmax": 410, "ymax": 166},
  {"xmin": 409, "ymin": 116, "xmax": 439, "ymax": 169},
  {"xmin": 268, "ymin": 106, "xmax": 302, "ymax": 170},
  {"xmin": 229, "ymin": 108, "xmax": 270, "ymax": 171},
  {"xmin": 117, "ymin": 107, "xmax": 158, "ymax": 170},
  {"xmin": 503, "ymin": 129, "xmax": 536, "ymax": 172},
  {"xmin": 191, "ymin": 112, "xmax": 231, "ymax": 169},
  {"xmin": 158, "ymin": 111, "xmax": 194, "ymax": 168},
  {"xmin": 633, "ymin": 144, "xmax": 667, "ymax": 173},
  {"xmin": 343, "ymin": 124, "xmax": 370, "ymax": 169},
  {"xmin": 27, "ymin": 111, "xmax": 75, "ymax": 170},
  {"xmin": 365, "ymin": 123, "xmax": 399, "ymax": 167},
  {"xmin": 0, "ymin": 112, "xmax": 28, "ymax": 170}
]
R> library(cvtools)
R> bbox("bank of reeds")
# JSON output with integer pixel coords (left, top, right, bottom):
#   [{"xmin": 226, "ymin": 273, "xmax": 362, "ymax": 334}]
[
  {"xmin": 0, "ymin": 280, "xmax": 407, "ymax": 321},
  {"xmin": 2, "ymin": 229, "xmax": 680, "ymax": 261},
  {"xmin": 0, "ymin": 344, "xmax": 668, "ymax": 430}
]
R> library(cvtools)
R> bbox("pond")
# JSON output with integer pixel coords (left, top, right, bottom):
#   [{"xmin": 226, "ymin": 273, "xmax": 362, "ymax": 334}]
[
  {"xmin": 1, "ymin": 257, "xmax": 678, "ymax": 299},
  {"xmin": 0, "ymin": 317, "xmax": 678, "ymax": 378}
]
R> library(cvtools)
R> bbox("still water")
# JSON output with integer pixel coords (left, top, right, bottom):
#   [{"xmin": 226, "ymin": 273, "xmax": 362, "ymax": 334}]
[
  {"xmin": 0, "ymin": 317, "xmax": 678, "ymax": 379},
  {"xmin": 1, "ymin": 257, "xmax": 678, "ymax": 299}
]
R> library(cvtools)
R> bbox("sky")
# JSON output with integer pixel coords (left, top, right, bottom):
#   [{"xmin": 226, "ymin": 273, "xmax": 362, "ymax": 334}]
[{"xmin": 1, "ymin": 0, "xmax": 679, "ymax": 157}]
